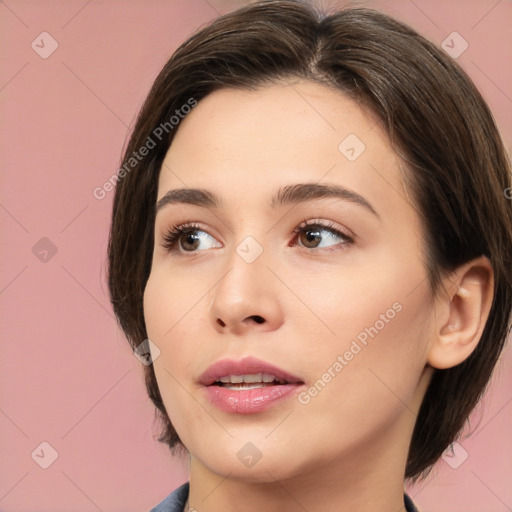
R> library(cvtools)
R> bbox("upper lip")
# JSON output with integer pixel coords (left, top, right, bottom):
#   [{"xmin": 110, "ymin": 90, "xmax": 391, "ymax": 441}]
[{"xmin": 198, "ymin": 356, "xmax": 304, "ymax": 386}]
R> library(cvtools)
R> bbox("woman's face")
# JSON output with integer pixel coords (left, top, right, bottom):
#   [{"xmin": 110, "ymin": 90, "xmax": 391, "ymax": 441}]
[{"xmin": 144, "ymin": 80, "xmax": 437, "ymax": 482}]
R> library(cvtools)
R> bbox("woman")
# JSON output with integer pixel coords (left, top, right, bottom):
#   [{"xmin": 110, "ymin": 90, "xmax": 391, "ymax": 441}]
[{"xmin": 107, "ymin": 1, "xmax": 512, "ymax": 511}]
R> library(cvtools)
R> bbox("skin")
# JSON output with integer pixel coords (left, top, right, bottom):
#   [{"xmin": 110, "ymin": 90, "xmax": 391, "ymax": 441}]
[{"xmin": 143, "ymin": 79, "xmax": 493, "ymax": 512}]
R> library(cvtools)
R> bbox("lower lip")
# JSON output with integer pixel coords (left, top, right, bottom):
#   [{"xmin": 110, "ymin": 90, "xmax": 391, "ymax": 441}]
[{"xmin": 203, "ymin": 383, "xmax": 303, "ymax": 414}]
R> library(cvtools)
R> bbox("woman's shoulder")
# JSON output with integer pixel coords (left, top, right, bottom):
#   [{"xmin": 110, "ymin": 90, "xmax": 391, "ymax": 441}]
[{"xmin": 149, "ymin": 481, "xmax": 190, "ymax": 512}]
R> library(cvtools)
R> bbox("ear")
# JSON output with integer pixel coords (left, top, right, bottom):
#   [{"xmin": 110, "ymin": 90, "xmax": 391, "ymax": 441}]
[{"xmin": 427, "ymin": 256, "xmax": 494, "ymax": 370}]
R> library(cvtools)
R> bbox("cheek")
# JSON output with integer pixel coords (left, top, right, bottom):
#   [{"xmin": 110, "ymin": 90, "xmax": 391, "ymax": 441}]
[
  {"xmin": 302, "ymin": 281, "xmax": 432, "ymax": 425},
  {"xmin": 143, "ymin": 266, "xmax": 208, "ymax": 342},
  {"xmin": 143, "ymin": 265, "xmax": 217, "ymax": 373},
  {"xmin": 143, "ymin": 271, "xmax": 206, "ymax": 437},
  {"xmin": 143, "ymin": 271, "xmax": 192, "ymax": 387},
  {"xmin": 144, "ymin": 268, "xmax": 182, "ymax": 338},
  {"xmin": 298, "ymin": 252, "xmax": 433, "ymax": 401}
]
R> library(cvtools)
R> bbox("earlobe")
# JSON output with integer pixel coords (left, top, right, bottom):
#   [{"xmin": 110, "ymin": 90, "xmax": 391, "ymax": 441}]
[{"xmin": 427, "ymin": 256, "xmax": 494, "ymax": 370}]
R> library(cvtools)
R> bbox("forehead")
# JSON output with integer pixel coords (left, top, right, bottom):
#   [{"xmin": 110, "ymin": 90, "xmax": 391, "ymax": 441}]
[{"xmin": 158, "ymin": 80, "xmax": 409, "ymax": 220}]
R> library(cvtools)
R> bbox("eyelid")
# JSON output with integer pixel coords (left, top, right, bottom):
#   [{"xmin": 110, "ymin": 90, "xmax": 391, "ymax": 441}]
[{"xmin": 294, "ymin": 218, "xmax": 355, "ymax": 241}]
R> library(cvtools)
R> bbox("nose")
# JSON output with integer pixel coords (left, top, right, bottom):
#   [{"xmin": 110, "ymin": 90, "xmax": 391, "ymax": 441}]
[{"xmin": 209, "ymin": 249, "xmax": 284, "ymax": 336}]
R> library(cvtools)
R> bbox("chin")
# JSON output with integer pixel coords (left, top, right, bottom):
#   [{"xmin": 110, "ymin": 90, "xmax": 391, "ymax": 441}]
[
  {"xmin": 189, "ymin": 437, "xmax": 303, "ymax": 483},
  {"xmin": 205, "ymin": 458, "xmax": 295, "ymax": 484}
]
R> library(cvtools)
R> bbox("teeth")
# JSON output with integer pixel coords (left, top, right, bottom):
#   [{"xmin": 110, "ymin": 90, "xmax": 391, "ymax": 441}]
[
  {"xmin": 217, "ymin": 373, "xmax": 279, "ymax": 384},
  {"xmin": 223, "ymin": 382, "xmax": 273, "ymax": 390},
  {"xmin": 244, "ymin": 373, "xmax": 263, "ymax": 383}
]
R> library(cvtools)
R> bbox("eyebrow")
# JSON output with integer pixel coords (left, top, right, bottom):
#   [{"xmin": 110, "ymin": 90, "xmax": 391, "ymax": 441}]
[{"xmin": 156, "ymin": 182, "xmax": 380, "ymax": 219}]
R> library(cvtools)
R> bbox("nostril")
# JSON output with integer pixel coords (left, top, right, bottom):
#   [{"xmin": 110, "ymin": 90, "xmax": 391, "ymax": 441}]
[{"xmin": 216, "ymin": 316, "xmax": 264, "ymax": 327}]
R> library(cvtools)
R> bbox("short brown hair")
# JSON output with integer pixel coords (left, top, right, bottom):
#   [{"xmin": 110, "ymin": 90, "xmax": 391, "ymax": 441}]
[{"xmin": 107, "ymin": 0, "xmax": 512, "ymax": 481}]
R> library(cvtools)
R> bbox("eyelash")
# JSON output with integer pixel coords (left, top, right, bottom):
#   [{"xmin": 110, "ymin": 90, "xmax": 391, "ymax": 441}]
[{"xmin": 161, "ymin": 219, "xmax": 354, "ymax": 253}]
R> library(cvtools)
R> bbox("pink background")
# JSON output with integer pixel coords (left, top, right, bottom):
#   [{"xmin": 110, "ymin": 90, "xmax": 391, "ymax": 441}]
[{"xmin": 1, "ymin": 0, "xmax": 511, "ymax": 511}]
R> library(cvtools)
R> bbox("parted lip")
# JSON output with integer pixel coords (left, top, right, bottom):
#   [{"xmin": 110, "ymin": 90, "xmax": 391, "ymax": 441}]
[{"xmin": 198, "ymin": 356, "xmax": 304, "ymax": 386}]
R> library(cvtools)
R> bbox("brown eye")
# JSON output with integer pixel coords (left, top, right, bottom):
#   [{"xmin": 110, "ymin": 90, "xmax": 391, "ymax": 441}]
[
  {"xmin": 294, "ymin": 221, "xmax": 353, "ymax": 250},
  {"xmin": 162, "ymin": 223, "xmax": 221, "ymax": 253},
  {"xmin": 299, "ymin": 228, "xmax": 324, "ymax": 248},
  {"xmin": 179, "ymin": 231, "xmax": 202, "ymax": 251}
]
